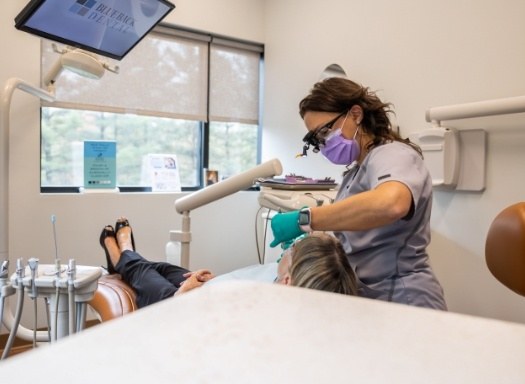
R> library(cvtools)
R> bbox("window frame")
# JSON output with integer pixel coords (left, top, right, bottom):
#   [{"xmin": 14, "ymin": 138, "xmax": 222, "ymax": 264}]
[{"xmin": 40, "ymin": 23, "xmax": 264, "ymax": 193}]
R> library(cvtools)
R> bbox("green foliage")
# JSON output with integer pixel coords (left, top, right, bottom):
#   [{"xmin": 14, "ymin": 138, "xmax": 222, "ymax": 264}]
[
  {"xmin": 41, "ymin": 108, "xmax": 258, "ymax": 187},
  {"xmin": 209, "ymin": 122, "xmax": 259, "ymax": 179}
]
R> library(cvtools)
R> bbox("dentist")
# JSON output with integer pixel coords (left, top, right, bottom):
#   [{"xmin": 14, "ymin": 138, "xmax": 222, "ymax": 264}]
[{"xmin": 270, "ymin": 77, "xmax": 447, "ymax": 310}]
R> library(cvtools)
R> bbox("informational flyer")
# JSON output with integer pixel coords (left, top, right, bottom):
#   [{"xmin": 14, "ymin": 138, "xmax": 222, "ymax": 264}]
[
  {"xmin": 141, "ymin": 154, "xmax": 181, "ymax": 192},
  {"xmin": 84, "ymin": 141, "xmax": 116, "ymax": 189}
]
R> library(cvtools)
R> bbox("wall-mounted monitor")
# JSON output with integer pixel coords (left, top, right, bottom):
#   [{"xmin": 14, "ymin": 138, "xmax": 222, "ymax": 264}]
[{"xmin": 14, "ymin": 0, "xmax": 175, "ymax": 61}]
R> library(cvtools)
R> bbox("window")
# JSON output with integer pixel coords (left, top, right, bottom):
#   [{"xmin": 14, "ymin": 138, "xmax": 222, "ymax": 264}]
[{"xmin": 40, "ymin": 24, "xmax": 263, "ymax": 191}]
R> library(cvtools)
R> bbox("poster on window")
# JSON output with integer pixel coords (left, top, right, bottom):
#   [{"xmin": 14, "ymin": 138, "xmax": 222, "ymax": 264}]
[
  {"xmin": 83, "ymin": 140, "xmax": 116, "ymax": 190},
  {"xmin": 141, "ymin": 154, "xmax": 182, "ymax": 192}
]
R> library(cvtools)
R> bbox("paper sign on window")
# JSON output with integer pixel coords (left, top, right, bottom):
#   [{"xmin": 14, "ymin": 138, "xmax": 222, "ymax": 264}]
[{"xmin": 141, "ymin": 154, "xmax": 182, "ymax": 192}]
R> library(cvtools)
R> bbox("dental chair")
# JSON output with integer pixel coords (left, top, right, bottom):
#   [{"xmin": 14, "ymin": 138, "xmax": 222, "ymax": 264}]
[
  {"xmin": 485, "ymin": 202, "xmax": 525, "ymax": 297},
  {"xmin": 88, "ymin": 274, "xmax": 137, "ymax": 322}
]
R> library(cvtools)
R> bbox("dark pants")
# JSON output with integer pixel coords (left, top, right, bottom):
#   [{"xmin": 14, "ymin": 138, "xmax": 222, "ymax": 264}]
[{"xmin": 115, "ymin": 250, "xmax": 190, "ymax": 308}]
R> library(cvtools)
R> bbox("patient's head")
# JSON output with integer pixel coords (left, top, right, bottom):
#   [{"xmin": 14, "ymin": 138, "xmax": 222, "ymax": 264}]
[{"xmin": 275, "ymin": 233, "xmax": 358, "ymax": 296}]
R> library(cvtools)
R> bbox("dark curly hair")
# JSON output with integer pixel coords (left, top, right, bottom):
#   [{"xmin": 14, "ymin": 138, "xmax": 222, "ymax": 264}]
[{"xmin": 299, "ymin": 77, "xmax": 421, "ymax": 156}]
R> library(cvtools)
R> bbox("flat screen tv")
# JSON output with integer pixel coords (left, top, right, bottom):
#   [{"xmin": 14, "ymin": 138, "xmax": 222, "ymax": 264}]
[{"xmin": 14, "ymin": 0, "xmax": 175, "ymax": 61}]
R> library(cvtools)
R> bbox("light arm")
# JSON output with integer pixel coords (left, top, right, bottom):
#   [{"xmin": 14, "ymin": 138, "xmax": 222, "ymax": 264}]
[{"xmin": 169, "ymin": 159, "xmax": 283, "ymax": 269}]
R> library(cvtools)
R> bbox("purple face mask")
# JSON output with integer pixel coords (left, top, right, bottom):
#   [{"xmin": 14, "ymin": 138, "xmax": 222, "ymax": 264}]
[{"xmin": 320, "ymin": 127, "xmax": 361, "ymax": 165}]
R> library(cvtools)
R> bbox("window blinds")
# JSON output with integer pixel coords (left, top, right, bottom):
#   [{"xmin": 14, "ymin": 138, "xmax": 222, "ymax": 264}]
[{"xmin": 40, "ymin": 24, "xmax": 263, "ymax": 124}]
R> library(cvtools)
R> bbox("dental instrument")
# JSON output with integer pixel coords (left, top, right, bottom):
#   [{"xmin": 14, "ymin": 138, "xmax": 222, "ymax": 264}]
[{"xmin": 7, "ymin": 260, "xmax": 101, "ymax": 343}]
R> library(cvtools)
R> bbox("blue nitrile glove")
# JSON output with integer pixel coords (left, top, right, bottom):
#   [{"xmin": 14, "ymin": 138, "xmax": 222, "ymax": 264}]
[{"xmin": 270, "ymin": 210, "xmax": 305, "ymax": 248}]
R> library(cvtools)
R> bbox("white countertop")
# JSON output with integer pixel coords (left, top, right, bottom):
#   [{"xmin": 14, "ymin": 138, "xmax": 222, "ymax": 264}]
[{"xmin": 1, "ymin": 280, "xmax": 524, "ymax": 383}]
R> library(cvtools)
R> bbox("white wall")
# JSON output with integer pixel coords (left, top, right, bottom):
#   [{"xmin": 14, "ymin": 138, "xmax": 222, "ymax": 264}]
[
  {"xmin": 262, "ymin": 0, "xmax": 525, "ymax": 323},
  {"xmin": 2, "ymin": 0, "xmax": 525, "ymax": 330},
  {"xmin": 2, "ymin": 0, "xmax": 266, "ymax": 266},
  {"xmin": 1, "ymin": 0, "xmax": 266, "ymax": 330}
]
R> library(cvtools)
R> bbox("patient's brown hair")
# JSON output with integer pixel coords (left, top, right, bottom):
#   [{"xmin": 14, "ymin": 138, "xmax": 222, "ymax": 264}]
[{"xmin": 290, "ymin": 233, "xmax": 357, "ymax": 296}]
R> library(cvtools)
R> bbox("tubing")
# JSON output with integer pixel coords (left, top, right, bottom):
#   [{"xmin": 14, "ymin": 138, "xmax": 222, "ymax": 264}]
[
  {"xmin": 68, "ymin": 284, "xmax": 76, "ymax": 335},
  {"xmin": 53, "ymin": 285, "xmax": 59, "ymax": 342},
  {"xmin": 1, "ymin": 304, "xmax": 49, "ymax": 342},
  {"xmin": 1, "ymin": 281, "xmax": 24, "ymax": 359},
  {"xmin": 67, "ymin": 259, "xmax": 76, "ymax": 335},
  {"xmin": 0, "ymin": 297, "xmax": 4, "ymax": 338},
  {"xmin": 32, "ymin": 298, "xmax": 37, "ymax": 348},
  {"xmin": 76, "ymin": 303, "xmax": 86, "ymax": 332}
]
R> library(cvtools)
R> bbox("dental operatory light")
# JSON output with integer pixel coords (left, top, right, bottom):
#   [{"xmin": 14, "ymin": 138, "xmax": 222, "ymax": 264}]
[{"xmin": 43, "ymin": 44, "xmax": 119, "ymax": 91}]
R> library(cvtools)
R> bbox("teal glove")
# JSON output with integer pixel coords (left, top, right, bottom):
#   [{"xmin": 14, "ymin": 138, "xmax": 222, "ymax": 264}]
[
  {"xmin": 270, "ymin": 210, "xmax": 305, "ymax": 248},
  {"xmin": 276, "ymin": 233, "xmax": 308, "ymax": 263}
]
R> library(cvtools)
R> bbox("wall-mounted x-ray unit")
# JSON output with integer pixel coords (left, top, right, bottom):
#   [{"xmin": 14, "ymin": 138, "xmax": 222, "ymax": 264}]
[{"xmin": 410, "ymin": 95, "xmax": 525, "ymax": 192}]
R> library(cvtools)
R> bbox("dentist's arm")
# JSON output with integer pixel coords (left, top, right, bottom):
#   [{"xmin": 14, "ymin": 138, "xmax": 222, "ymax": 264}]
[{"xmin": 310, "ymin": 181, "xmax": 412, "ymax": 232}]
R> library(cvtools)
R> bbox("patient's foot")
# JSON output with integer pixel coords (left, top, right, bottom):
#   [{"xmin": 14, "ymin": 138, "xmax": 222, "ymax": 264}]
[{"xmin": 116, "ymin": 217, "xmax": 135, "ymax": 252}]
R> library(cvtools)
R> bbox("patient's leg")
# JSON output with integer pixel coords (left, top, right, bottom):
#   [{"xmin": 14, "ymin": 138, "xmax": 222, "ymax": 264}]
[
  {"xmin": 114, "ymin": 219, "xmax": 189, "ymax": 307},
  {"xmin": 115, "ymin": 251, "xmax": 181, "ymax": 308},
  {"xmin": 116, "ymin": 219, "xmax": 189, "ymax": 286}
]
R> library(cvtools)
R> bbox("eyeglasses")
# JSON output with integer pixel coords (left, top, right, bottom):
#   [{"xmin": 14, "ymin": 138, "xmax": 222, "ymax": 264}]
[{"xmin": 299, "ymin": 111, "xmax": 347, "ymax": 157}]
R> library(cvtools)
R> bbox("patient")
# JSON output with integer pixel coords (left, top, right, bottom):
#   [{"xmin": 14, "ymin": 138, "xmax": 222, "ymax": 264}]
[
  {"xmin": 274, "ymin": 233, "xmax": 357, "ymax": 295},
  {"xmin": 100, "ymin": 217, "xmax": 357, "ymax": 308}
]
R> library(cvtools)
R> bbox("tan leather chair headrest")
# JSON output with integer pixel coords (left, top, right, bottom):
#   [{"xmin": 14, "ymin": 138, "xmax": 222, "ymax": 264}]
[{"xmin": 89, "ymin": 274, "xmax": 137, "ymax": 322}]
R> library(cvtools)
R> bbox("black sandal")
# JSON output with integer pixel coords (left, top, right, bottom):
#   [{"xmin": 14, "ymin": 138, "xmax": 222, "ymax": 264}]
[
  {"xmin": 99, "ymin": 225, "xmax": 117, "ymax": 274},
  {"xmin": 115, "ymin": 218, "xmax": 136, "ymax": 251}
]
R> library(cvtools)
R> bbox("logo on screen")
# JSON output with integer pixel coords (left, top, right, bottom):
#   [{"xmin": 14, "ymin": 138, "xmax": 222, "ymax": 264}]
[
  {"xmin": 69, "ymin": 0, "xmax": 97, "ymax": 17},
  {"xmin": 68, "ymin": 0, "xmax": 135, "ymax": 33}
]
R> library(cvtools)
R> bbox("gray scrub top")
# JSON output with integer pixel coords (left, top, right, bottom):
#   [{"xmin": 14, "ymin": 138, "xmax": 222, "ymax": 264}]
[{"xmin": 335, "ymin": 141, "xmax": 447, "ymax": 310}]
